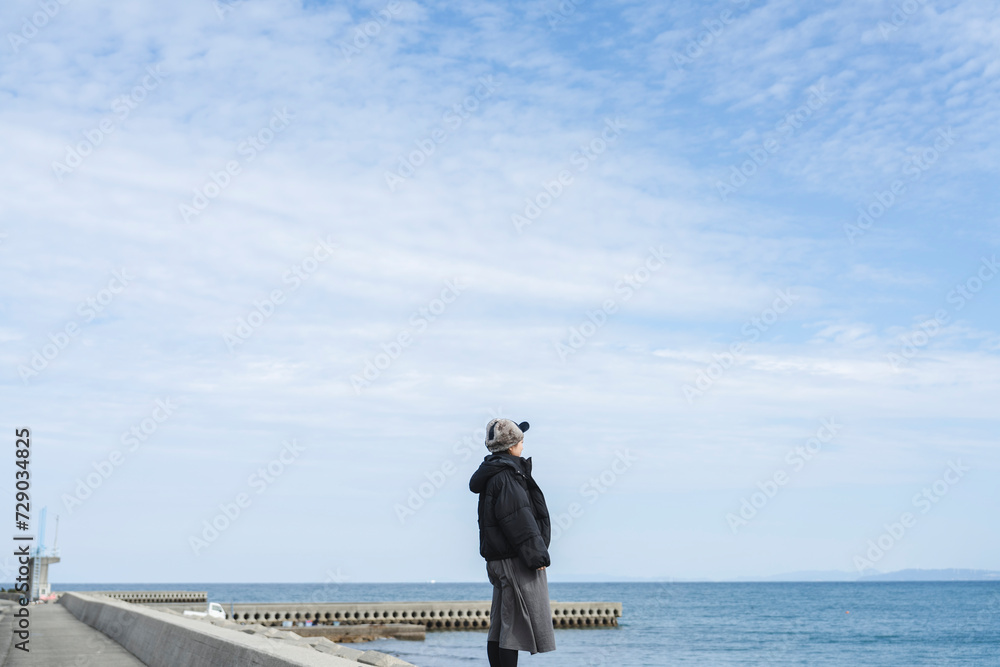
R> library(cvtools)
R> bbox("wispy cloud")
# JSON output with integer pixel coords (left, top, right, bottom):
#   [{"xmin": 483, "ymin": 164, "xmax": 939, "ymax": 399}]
[{"xmin": 0, "ymin": 0, "xmax": 997, "ymax": 582}]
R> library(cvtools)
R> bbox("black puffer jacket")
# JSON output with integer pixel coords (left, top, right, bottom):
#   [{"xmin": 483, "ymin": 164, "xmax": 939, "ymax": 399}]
[{"xmin": 469, "ymin": 452, "xmax": 551, "ymax": 570}]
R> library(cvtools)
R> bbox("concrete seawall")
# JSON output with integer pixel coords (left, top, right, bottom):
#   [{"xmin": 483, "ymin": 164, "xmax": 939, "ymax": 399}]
[{"xmin": 59, "ymin": 593, "xmax": 415, "ymax": 667}]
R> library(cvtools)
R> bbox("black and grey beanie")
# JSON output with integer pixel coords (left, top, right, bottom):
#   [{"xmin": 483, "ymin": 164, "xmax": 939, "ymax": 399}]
[{"xmin": 485, "ymin": 418, "xmax": 530, "ymax": 453}]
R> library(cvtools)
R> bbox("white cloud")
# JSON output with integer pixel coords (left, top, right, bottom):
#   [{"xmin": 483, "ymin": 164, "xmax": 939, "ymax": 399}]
[{"xmin": 1, "ymin": 0, "xmax": 997, "ymax": 582}]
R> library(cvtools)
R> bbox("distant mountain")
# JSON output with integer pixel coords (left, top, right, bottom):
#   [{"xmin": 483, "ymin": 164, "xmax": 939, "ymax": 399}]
[
  {"xmin": 548, "ymin": 574, "xmax": 680, "ymax": 583},
  {"xmin": 727, "ymin": 568, "xmax": 1000, "ymax": 582},
  {"xmin": 734, "ymin": 570, "xmax": 859, "ymax": 582},
  {"xmin": 732, "ymin": 568, "xmax": 1000, "ymax": 582},
  {"xmin": 554, "ymin": 569, "xmax": 1000, "ymax": 583},
  {"xmin": 858, "ymin": 569, "xmax": 1000, "ymax": 582}
]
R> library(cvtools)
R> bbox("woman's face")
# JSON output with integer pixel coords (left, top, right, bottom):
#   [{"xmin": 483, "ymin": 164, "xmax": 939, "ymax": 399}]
[{"xmin": 508, "ymin": 440, "xmax": 524, "ymax": 457}]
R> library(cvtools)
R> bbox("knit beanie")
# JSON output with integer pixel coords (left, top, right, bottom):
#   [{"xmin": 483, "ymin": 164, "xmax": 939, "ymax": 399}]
[{"xmin": 485, "ymin": 418, "xmax": 530, "ymax": 453}]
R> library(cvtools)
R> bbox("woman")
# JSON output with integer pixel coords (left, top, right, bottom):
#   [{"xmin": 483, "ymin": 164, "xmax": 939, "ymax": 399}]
[{"xmin": 469, "ymin": 418, "xmax": 556, "ymax": 667}]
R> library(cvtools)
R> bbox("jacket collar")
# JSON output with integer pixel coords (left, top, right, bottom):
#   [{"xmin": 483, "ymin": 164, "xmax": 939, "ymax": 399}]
[{"xmin": 494, "ymin": 451, "xmax": 532, "ymax": 476}]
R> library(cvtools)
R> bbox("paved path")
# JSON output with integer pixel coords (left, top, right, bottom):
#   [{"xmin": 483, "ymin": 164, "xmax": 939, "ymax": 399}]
[{"xmin": 4, "ymin": 602, "xmax": 146, "ymax": 666}]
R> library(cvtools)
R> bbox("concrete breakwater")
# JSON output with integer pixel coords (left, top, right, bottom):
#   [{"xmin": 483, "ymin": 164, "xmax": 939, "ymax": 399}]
[
  {"xmin": 85, "ymin": 590, "xmax": 208, "ymax": 604},
  {"xmin": 153, "ymin": 599, "xmax": 622, "ymax": 630}
]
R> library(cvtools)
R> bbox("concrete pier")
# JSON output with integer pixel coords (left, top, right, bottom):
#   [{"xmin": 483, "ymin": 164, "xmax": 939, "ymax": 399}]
[
  {"xmin": 56, "ymin": 593, "xmax": 417, "ymax": 666},
  {"xmin": 1, "ymin": 601, "xmax": 145, "ymax": 666}
]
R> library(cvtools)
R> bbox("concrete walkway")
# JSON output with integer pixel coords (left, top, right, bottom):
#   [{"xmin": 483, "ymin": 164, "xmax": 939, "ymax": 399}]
[{"xmin": 4, "ymin": 603, "xmax": 146, "ymax": 666}]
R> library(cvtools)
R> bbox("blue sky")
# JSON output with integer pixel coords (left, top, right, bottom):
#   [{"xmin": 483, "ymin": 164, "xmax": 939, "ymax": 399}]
[{"xmin": 1, "ymin": 0, "xmax": 998, "ymax": 583}]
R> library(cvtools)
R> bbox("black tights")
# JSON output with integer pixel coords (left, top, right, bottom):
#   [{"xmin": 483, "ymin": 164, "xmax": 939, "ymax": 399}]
[{"xmin": 487, "ymin": 640, "xmax": 518, "ymax": 667}]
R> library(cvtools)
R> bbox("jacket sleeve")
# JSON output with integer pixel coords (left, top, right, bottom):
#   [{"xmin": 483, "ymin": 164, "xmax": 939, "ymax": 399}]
[{"xmin": 493, "ymin": 473, "xmax": 551, "ymax": 570}]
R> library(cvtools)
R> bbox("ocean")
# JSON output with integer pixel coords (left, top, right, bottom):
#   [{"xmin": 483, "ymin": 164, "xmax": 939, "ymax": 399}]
[{"xmin": 59, "ymin": 582, "xmax": 1000, "ymax": 666}]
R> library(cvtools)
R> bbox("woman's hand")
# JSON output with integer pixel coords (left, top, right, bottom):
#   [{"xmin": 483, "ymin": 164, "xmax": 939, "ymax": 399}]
[{"xmin": 537, "ymin": 566, "xmax": 546, "ymax": 570}]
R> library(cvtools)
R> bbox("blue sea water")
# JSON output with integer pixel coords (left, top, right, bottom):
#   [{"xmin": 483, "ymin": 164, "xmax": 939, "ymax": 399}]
[{"xmin": 58, "ymin": 582, "xmax": 1000, "ymax": 666}]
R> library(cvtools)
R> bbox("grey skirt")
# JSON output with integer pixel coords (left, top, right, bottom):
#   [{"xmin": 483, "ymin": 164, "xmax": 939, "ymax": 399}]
[{"xmin": 486, "ymin": 557, "xmax": 556, "ymax": 654}]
